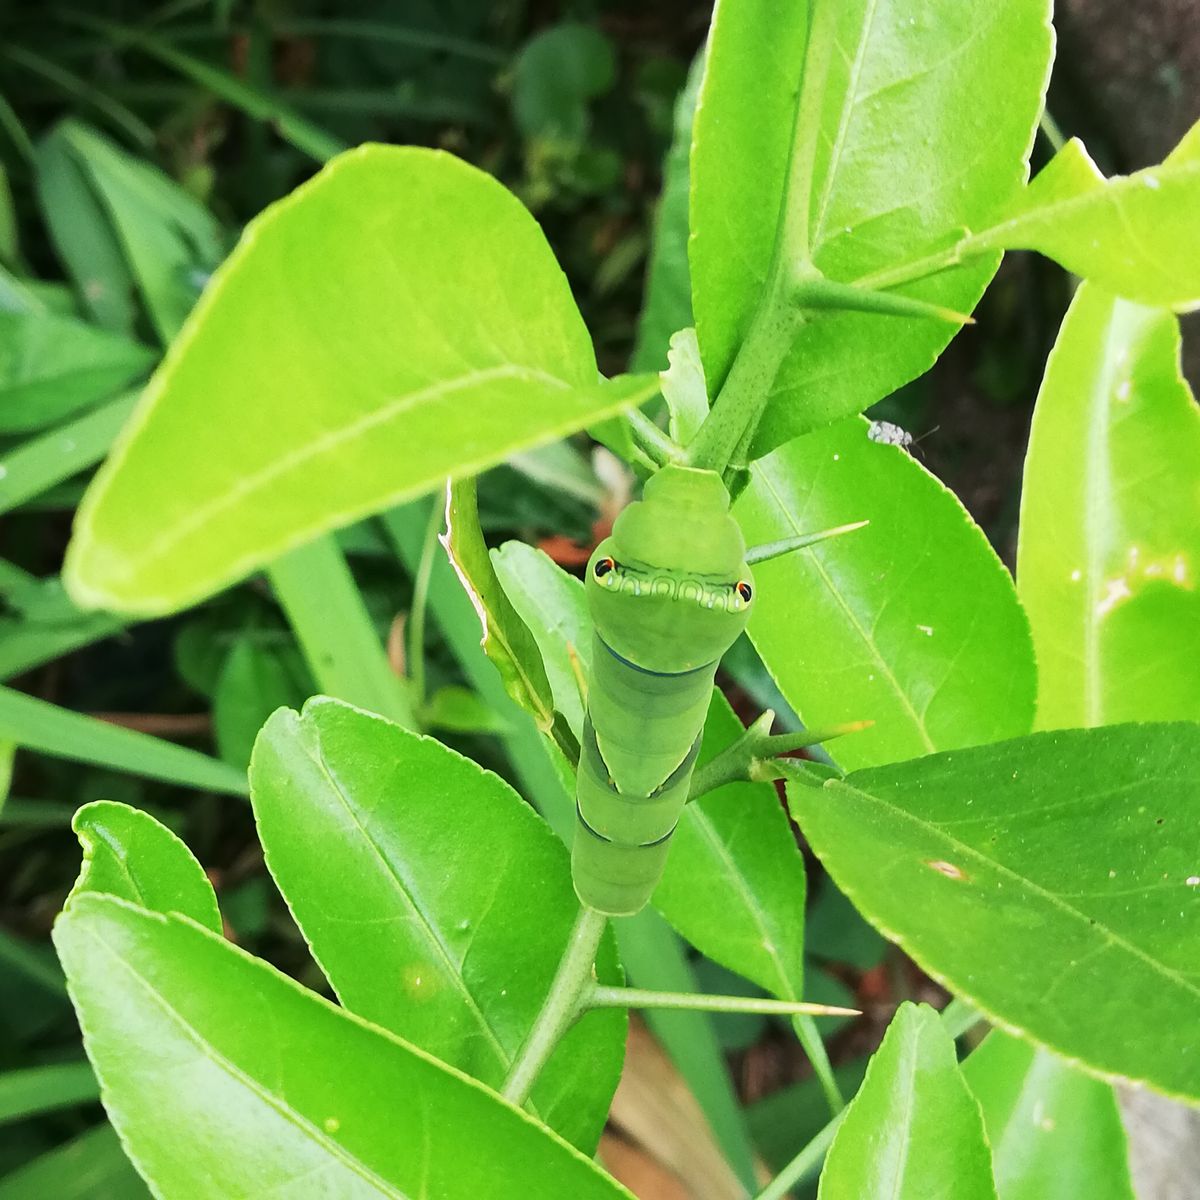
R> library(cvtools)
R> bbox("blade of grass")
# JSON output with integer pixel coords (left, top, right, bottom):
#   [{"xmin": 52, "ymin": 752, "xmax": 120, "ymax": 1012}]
[
  {"xmin": 0, "ymin": 684, "xmax": 247, "ymax": 795},
  {"xmin": 61, "ymin": 14, "xmax": 346, "ymax": 163},
  {"xmin": 274, "ymin": 17, "xmax": 507, "ymax": 64},
  {"xmin": 0, "ymin": 45, "xmax": 154, "ymax": 147},
  {"xmin": 0, "ymin": 392, "xmax": 138, "ymax": 518},
  {"xmin": 0, "ymin": 1063, "xmax": 100, "ymax": 1124},
  {"xmin": 266, "ymin": 534, "xmax": 416, "ymax": 729},
  {"xmin": 0, "ymin": 559, "xmax": 127, "ymax": 682},
  {"xmin": 0, "ymin": 928, "xmax": 66, "ymax": 995}
]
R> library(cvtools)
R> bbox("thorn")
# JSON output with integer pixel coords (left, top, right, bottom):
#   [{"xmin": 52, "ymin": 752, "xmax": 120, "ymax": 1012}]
[
  {"xmin": 746, "ymin": 520, "xmax": 870, "ymax": 566},
  {"xmin": 792, "ymin": 276, "xmax": 975, "ymax": 326}
]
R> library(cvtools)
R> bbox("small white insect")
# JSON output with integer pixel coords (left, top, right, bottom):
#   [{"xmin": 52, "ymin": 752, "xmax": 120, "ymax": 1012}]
[{"xmin": 867, "ymin": 420, "xmax": 914, "ymax": 448}]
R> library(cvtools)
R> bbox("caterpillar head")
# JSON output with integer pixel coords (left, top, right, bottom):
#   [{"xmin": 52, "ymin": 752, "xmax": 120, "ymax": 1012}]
[{"xmin": 586, "ymin": 465, "xmax": 753, "ymax": 674}]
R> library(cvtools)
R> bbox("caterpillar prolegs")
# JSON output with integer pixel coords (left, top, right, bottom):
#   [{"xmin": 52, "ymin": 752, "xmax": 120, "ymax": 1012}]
[{"xmin": 571, "ymin": 464, "xmax": 753, "ymax": 916}]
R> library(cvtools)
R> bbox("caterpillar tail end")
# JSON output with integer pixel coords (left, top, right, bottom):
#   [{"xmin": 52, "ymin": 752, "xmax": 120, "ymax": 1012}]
[{"xmin": 571, "ymin": 825, "xmax": 671, "ymax": 917}]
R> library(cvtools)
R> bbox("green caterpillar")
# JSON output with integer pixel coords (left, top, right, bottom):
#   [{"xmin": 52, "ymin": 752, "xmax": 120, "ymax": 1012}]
[{"xmin": 571, "ymin": 463, "xmax": 753, "ymax": 916}]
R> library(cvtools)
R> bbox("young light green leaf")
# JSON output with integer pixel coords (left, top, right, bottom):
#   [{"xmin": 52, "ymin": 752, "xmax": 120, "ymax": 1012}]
[
  {"xmin": 819, "ymin": 1003, "xmax": 997, "ymax": 1199},
  {"xmin": 0, "ymin": 1062, "xmax": 100, "ymax": 1124},
  {"xmin": 970, "ymin": 128, "xmax": 1200, "ymax": 309},
  {"xmin": 66, "ymin": 800, "xmax": 220, "ymax": 933},
  {"xmin": 738, "ymin": 417, "xmax": 1035, "ymax": 770},
  {"xmin": 249, "ymin": 697, "xmax": 624, "ymax": 1152},
  {"xmin": 0, "ymin": 309, "xmax": 151, "ymax": 434},
  {"xmin": 690, "ymin": 0, "xmax": 1052, "ymax": 455},
  {"xmin": 0, "ymin": 392, "xmax": 137, "ymax": 518},
  {"xmin": 1018, "ymin": 284, "xmax": 1200, "ymax": 727},
  {"xmin": 789, "ymin": 722, "xmax": 1200, "ymax": 1102},
  {"xmin": 420, "ymin": 684, "xmax": 507, "ymax": 734},
  {"xmin": 55, "ymin": 895, "xmax": 633, "ymax": 1199},
  {"xmin": 0, "ymin": 1123, "xmax": 147, "ymax": 1200},
  {"xmin": 491, "ymin": 539, "xmax": 590, "ymax": 740},
  {"xmin": 0, "ymin": 685, "xmax": 247, "ymax": 797},
  {"xmin": 64, "ymin": 144, "xmax": 654, "ymax": 615},
  {"xmin": 964, "ymin": 1032, "xmax": 1136, "ymax": 1200}
]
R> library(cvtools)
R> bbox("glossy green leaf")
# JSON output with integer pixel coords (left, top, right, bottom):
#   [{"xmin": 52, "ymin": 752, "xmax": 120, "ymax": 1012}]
[
  {"xmin": 629, "ymin": 53, "xmax": 701, "ymax": 372},
  {"xmin": 1018, "ymin": 284, "xmax": 1200, "ymax": 727},
  {"xmin": 64, "ymin": 144, "xmax": 654, "ymax": 616},
  {"xmin": 964, "ymin": 1032, "xmax": 1135, "ymax": 1200},
  {"xmin": 819, "ymin": 1003, "xmax": 997, "ymax": 1199},
  {"xmin": 248, "ymin": 697, "xmax": 624, "ymax": 1151},
  {"xmin": 0, "ymin": 1062, "xmax": 99, "ymax": 1123},
  {"xmin": 66, "ymin": 800, "xmax": 220, "ymax": 933},
  {"xmin": 0, "ymin": 309, "xmax": 151, "ymax": 433},
  {"xmin": 0, "ymin": 392, "xmax": 136, "ymax": 517},
  {"xmin": 690, "ymin": 0, "xmax": 1052, "ymax": 454},
  {"xmin": 0, "ymin": 1124, "xmax": 147, "ymax": 1200},
  {"xmin": 0, "ymin": 685, "xmax": 246, "ymax": 796},
  {"xmin": 739, "ymin": 418, "xmax": 1036, "ymax": 770},
  {"xmin": 54, "ymin": 895, "xmax": 634, "ymax": 1199},
  {"xmin": 972, "ymin": 127, "xmax": 1200, "ymax": 309},
  {"xmin": 789, "ymin": 722, "xmax": 1200, "ymax": 1100},
  {"xmin": 421, "ymin": 684, "xmax": 506, "ymax": 734}
]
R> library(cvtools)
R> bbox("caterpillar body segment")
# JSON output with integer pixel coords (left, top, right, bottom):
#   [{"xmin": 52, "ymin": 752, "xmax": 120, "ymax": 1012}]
[{"xmin": 571, "ymin": 464, "xmax": 753, "ymax": 915}]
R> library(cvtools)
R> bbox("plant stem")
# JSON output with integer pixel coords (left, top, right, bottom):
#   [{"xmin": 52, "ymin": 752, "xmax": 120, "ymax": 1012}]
[
  {"xmin": 940, "ymin": 996, "xmax": 982, "ymax": 1041},
  {"xmin": 406, "ymin": 493, "xmax": 444, "ymax": 710},
  {"xmin": 626, "ymin": 409, "xmax": 685, "ymax": 466},
  {"xmin": 753, "ymin": 1111, "xmax": 845, "ymax": 1200},
  {"xmin": 586, "ymin": 985, "xmax": 858, "ymax": 1017},
  {"xmin": 501, "ymin": 905, "xmax": 608, "ymax": 1106}
]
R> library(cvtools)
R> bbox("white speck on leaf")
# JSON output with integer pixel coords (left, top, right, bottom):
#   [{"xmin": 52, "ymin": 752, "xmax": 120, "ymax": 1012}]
[
  {"xmin": 1070, "ymin": 568, "xmax": 1082, "ymax": 582},
  {"xmin": 1144, "ymin": 173, "xmax": 1161, "ymax": 189},
  {"xmin": 1187, "ymin": 877, "xmax": 1200, "ymax": 887},
  {"xmin": 1095, "ymin": 577, "xmax": 1132, "ymax": 617},
  {"xmin": 1115, "ymin": 379, "xmax": 1131, "ymax": 402},
  {"xmin": 324, "ymin": 1117, "xmax": 341, "ymax": 1134},
  {"xmin": 916, "ymin": 624, "xmax": 933, "ymax": 636},
  {"xmin": 1108, "ymin": 869, "xmax": 1117, "ymax": 879}
]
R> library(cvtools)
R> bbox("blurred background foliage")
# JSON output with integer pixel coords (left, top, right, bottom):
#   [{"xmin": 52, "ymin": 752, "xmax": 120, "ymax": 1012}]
[{"xmin": 0, "ymin": 2, "xmax": 1195, "ymax": 1195}]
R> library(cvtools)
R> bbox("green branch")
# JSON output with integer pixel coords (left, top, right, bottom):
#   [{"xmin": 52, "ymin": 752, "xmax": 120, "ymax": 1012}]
[
  {"xmin": 501, "ymin": 905, "xmax": 608, "ymax": 1106},
  {"xmin": 586, "ymin": 985, "xmax": 858, "ymax": 1018}
]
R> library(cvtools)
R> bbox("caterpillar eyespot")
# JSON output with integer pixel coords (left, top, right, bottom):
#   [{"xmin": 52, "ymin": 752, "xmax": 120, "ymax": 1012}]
[
  {"xmin": 593, "ymin": 556, "xmax": 616, "ymax": 578},
  {"xmin": 736, "ymin": 581, "xmax": 753, "ymax": 602}
]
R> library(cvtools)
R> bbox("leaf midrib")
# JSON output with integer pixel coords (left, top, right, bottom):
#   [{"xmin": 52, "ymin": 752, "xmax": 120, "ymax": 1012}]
[
  {"xmin": 81, "ymin": 917, "xmax": 408, "ymax": 1199},
  {"xmin": 296, "ymin": 735, "xmax": 518, "ymax": 1082}
]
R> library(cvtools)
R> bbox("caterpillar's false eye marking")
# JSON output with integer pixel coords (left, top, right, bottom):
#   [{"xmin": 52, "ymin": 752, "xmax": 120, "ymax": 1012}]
[
  {"xmin": 594, "ymin": 556, "xmax": 616, "ymax": 579},
  {"xmin": 736, "ymin": 581, "xmax": 753, "ymax": 603}
]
